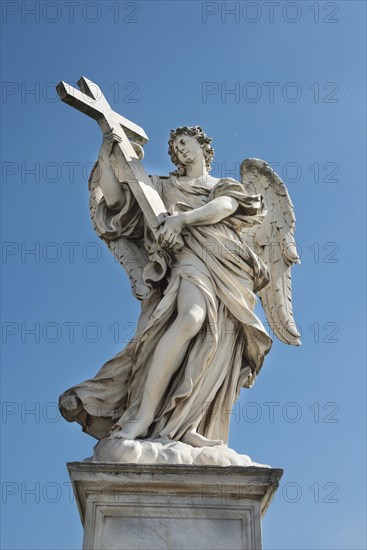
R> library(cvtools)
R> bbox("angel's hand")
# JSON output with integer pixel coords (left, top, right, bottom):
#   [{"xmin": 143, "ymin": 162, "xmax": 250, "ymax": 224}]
[
  {"xmin": 156, "ymin": 213, "xmax": 185, "ymax": 249},
  {"xmin": 99, "ymin": 128, "xmax": 122, "ymax": 164}
]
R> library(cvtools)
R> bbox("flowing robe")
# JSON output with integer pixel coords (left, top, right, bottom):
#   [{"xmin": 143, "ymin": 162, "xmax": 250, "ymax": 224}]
[{"xmin": 59, "ymin": 173, "xmax": 272, "ymax": 442}]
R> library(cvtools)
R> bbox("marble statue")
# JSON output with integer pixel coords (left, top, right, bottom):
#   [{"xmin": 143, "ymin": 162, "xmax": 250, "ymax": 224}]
[{"xmin": 57, "ymin": 78, "xmax": 300, "ymax": 464}]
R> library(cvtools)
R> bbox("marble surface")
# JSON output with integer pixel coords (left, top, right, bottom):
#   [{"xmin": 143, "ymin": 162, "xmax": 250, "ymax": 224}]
[{"xmin": 68, "ymin": 462, "xmax": 283, "ymax": 550}]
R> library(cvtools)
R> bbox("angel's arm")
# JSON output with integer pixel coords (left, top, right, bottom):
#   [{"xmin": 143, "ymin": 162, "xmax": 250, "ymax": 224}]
[
  {"xmin": 98, "ymin": 131, "xmax": 125, "ymax": 210},
  {"xmin": 182, "ymin": 196, "xmax": 239, "ymax": 226},
  {"xmin": 157, "ymin": 196, "xmax": 238, "ymax": 248}
]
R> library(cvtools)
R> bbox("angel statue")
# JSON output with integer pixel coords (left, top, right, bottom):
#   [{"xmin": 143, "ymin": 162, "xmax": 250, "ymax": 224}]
[{"xmin": 59, "ymin": 118, "xmax": 300, "ymax": 460}]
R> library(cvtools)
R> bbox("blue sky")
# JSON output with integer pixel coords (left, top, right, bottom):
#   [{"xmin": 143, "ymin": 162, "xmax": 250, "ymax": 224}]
[{"xmin": 1, "ymin": 1, "xmax": 366, "ymax": 549}]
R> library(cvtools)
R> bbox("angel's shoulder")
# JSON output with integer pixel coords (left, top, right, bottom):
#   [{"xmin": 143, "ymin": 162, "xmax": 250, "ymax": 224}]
[
  {"xmin": 214, "ymin": 177, "xmax": 244, "ymax": 191},
  {"xmin": 218, "ymin": 177, "xmax": 238, "ymax": 183},
  {"xmin": 218, "ymin": 177, "xmax": 241, "ymax": 185}
]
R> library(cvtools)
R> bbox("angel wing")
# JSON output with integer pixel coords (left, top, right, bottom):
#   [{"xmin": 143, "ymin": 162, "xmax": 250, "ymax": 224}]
[
  {"xmin": 240, "ymin": 158, "xmax": 301, "ymax": 346},
  {"xmin": 88, "ymin": 162, "xmax": 152, "ymax": 301}
]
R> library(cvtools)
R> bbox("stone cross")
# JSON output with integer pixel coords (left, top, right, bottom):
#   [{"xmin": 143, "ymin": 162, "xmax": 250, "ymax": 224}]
[{"xmin": 56, "ymin": 76, "xmax": 167, "ymax": 230}]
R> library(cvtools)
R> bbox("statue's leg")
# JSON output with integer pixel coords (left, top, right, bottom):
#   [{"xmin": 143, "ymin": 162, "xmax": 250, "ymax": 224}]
[{"xmin": 111, "ymin": 278, "xmax": 207, "ymax": 440}]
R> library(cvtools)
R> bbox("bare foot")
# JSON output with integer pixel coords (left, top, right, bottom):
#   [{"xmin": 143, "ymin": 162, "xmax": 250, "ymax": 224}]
[{"xmin": 182, "ymin": 430, "xmax": 223, "ymax": 447}]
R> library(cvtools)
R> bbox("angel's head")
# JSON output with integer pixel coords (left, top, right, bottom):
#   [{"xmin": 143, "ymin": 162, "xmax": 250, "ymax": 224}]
[{"xmin": 168, "ymin": 126, "xmax": 214, "ymax": 176}]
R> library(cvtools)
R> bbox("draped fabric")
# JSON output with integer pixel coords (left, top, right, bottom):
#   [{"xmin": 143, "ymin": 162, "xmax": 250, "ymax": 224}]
[{"xmin": 59, "ymin": 174, "xmax": 272, "ymax": 441}]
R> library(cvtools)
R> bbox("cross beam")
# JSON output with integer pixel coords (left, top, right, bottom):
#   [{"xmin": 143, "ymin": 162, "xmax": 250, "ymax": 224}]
[{"xmin": 56, "ymin": 77, "xmax": 166, "ymax": 230}]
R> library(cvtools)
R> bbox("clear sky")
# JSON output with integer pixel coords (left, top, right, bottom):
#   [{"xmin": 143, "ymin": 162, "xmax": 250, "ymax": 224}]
[{"xmin": 1, "ymin": 1, "xmax": 366, "ymax": 549}]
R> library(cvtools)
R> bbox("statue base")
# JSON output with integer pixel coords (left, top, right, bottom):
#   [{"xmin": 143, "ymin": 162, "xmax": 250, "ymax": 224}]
[{"xmin": 68, "ymin": 461, "xmax": 283, "ymax": 550}]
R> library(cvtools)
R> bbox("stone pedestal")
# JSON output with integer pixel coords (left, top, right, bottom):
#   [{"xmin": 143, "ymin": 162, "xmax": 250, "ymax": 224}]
[{"xmin": 68, "ymin": 462, "xmax": 282, "ymax": 550}]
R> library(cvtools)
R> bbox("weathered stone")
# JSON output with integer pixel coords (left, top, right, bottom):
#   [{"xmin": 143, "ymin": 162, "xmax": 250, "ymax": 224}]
[
  {"xmin": 68, "ymin": 462, "xmax": 283, "ymax": 550},
  {"xmin": 92, "ymin": 438, "xmax": 263, "ymax": 467}
]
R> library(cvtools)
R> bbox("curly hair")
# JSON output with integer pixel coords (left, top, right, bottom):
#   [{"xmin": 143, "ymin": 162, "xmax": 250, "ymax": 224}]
[{"xmin": 168, "ymin": 126, "xmax": 214, "ymax": 176}]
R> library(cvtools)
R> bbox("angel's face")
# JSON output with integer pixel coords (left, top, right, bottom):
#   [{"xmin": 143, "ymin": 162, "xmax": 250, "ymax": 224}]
[{"xmin": 173, "ymin": 134, "xmax": 204, "ymax": 166}]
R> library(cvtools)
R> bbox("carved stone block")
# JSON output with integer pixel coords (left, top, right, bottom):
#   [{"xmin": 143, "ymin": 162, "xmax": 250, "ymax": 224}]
[{"xmin": 68, "ymin": 462, "xmax": 283, "ymax": 550}]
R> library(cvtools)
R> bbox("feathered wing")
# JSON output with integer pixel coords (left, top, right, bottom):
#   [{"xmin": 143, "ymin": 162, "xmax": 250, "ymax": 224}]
[
  {"xmin": 88, "ymin": 162, "xmax": 151, "ymax": 300},
  {"xmin": 240, "ymin": 158, "xmax": 301, "ymax": 346}
]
